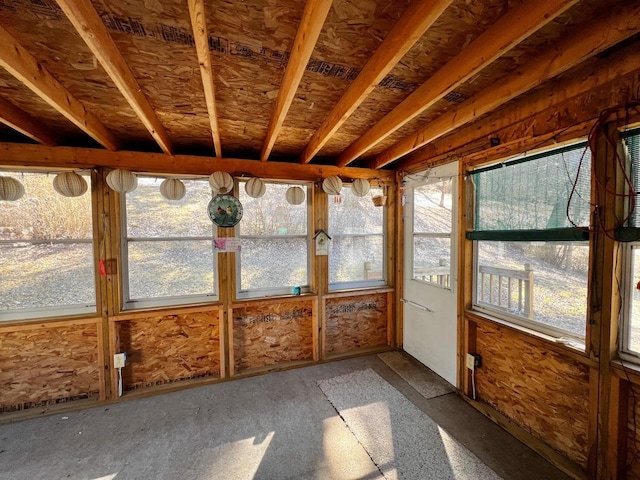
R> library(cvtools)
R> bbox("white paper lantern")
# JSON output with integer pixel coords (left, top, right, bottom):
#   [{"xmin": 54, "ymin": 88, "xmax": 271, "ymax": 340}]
[
  {"xmin": 245, "ymin": 177, "xmax": 266, "ymax": 198},
  {"xmin": 53, "ymin": 172, "xmax": 88, "ymax": 197},
  {"xmin": 106, "ymin": 169, "xmax": 138, "ymax": 193},
  {"xmin": 322, "ymin": 175, "xmax": 342, "ymax": 196},
  {"xmin": 160, "ymin": 178, "xmax": 186, "ymax": 201},
  {"xmin": 285, "ymin": 186, "xmax": 305, "ymax": 205},
  {"xmin": 351, "ymin": 178, "xmax": 371, "ymax": 197},
  {"xmin": 0, "ymin": 176, "xmax": 24, "ymax": 201},
  {"xmin": 209, "ymin": 171, "xmax": 233, "ymax": 194}
]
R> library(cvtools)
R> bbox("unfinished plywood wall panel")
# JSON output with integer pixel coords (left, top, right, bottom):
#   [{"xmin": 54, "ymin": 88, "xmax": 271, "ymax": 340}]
[
  {"xmin": 324, "ymin": 291, "xmax": 391, "ymax": 358},
  {"xmin": 473, "ymin": 320, "xmax": 590, "ymax": 468},
  {"xmin": 0, "ymin": 320, "xmax": 102, "ymax": 413},
  {"xmin": 0, "ymin": 0, "xmax": 149, "ymax": 147},
  {"xmin": 113, "ymin": 309, "xmax": 222, "ymax": 391},
  {"xmin": 230, "ymin": 298, "xmax": 315, "ymax": 374},
  {"xmin": 627, "ymin": 382, "xmax": 640, "ymax": 479}
]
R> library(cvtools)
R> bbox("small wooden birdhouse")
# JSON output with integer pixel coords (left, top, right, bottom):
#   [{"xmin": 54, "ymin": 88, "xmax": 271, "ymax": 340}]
[{"xmin": 314, "ymin": 229, "xmax": 331, "ymax": 256}]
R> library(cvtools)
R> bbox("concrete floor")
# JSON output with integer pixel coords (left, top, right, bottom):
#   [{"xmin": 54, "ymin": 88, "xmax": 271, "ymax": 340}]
[{"xmin": 0, "ymin": 353, "xmax": 570, "ymax": 480}]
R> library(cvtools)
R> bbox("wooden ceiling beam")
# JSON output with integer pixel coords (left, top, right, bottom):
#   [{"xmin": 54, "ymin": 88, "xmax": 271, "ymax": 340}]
[
  {"xmin": 398, "ymin": 42, "xmax": 640, "ymax": 172},
  {"xmin": 0, "ymin": 143, "xmax": 394, "ymax": 182},
  {"xmin": 336, "ymin": 0, "xmax": 579, "ymax": 168},
  {"xmin": 0, "ymin": 25, "xmax": 119, "ymax": 151},
  {"xmin": 299, "ymin": 0, "xmax": 452, "ymax": 164},
  {"xmin": 373, "ymin": 3, "xmax": 640, "ymax": 169},
  {"xmin": 55, "ymin": 0, "xmax": 173, "ymax": 155},
  {"xmin": 260, "ymin": 0, "xmax": 333, "ymax": 162},
  {"xmin": 188, "ymin": 0, "xmax": 222, "ymax": 158},
  {"xmin": 0, "ymin": 96, "xmax": 57, "ymax": 146},
  {"xmin": 461, "ymin": 101, "xmax": 640, "ymax": 173}
]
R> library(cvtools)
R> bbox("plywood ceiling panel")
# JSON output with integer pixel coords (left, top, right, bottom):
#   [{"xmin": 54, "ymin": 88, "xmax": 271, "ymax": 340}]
[
  {"xmin": 90, "ymin": 0, "xmax": 212, "ymax": 153},
  {"xmin": 317, "ymin": 0, "xmax": 520, "ymax": 157},
  {"xmin": 0, "ymin": 0, "xmax": 635, "ymax": 170},
  {"xmin": 0, "ymin": 0, "xmax": 150, "ymax": 148}
]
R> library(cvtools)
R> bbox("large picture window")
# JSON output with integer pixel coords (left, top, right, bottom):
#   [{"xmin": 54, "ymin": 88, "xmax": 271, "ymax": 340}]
[
  {"xmin": 329, "ymin": 185, "xmax": 386, "ymax": 289},
  {"xmin": 470, "ymin": 144, "xmax": 591, "ymax": 339},
  {"xmin": 621, "ymin": 130, "xmax": 640, "ymax": 360},
  {"xmin": 236, "ymin": 181, "xmax": 311, "ymax": 298},
  {"xmin": 623, "ymin": 243, "xmax": 640, "ymax": 358},
  {"xmin": 412, "ymin": 178, "xmax": 453, "ymax": 288},
  {"xmin": 122, "ymin": 177, "xmax": 217, "ymax": 309},
  {"xmin": 0, "ymin": 171, "xmax": 95, "ymax": 320}
]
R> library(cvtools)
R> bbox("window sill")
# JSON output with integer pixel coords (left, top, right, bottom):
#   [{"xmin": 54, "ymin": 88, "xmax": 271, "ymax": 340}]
[
  {"xmin": 466, "ymin": 310, "xmax": 595, "ymax": 367},
  {"xmin": 0, "ymin": 313, "xmax": 101, "ymax": 331},
  {"xmin": 611, "ymin": 358, "xmax": 640, "ymax": 384},
  {"xmin": 230, "ymin": 292, "xmax": 317, "ymax": 307},
  {"xmin": 0, "ymin": 307, "xmax": 98, "ymax": 324},
  {"xmin": 328, "ymin": 282, "xmax": 389, "ymax": 293},
  {"xmin": 324, "ymin": 286, "xmax": 394, "ymax": 298},
  {"xmin": 114, "ymin": 301, "xmax": 223, "ymax": 319}
]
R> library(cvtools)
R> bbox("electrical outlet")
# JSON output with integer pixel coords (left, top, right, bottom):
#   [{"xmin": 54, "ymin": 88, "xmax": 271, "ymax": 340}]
[
  {"xmin": 466, "ymin": 353, "xmax": 475, "ymax": 371},
  {"xmin": 466, "ymin": 353, "xmax": 482, "ymax": 370},
  {"xmin": 113, "ymin": 352, "xmax": 127, "ymax": 369}
]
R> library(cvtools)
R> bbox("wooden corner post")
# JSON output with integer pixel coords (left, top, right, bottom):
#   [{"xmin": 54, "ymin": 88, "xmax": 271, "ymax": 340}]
[{"xmin": 588, "ymin": 124, "xmax": 625, "ymax": 478}]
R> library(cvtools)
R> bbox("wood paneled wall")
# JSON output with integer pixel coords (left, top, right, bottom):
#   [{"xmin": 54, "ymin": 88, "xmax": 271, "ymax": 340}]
[
  {"xmin": 110, "ymin": 308, "xmax": 224, "ymax": 392},
  {"xmin": 627, "ymin": 382, "xmax": 640, "ymax": 479},
  {"xmin": 229, "ymin": 298, "xmax": 316, "ymax": 374},
  {"xmin": 0, "ymin": 318, "xmax": 104, "ymax": 413},
  {"xmin": 456, "ymin": 122, "xmax": 640, "ymax": 480},
  {"xmin": 323, "ymin": 290, "xmax": 392, "ymax": 358},
  {"xmin": 473, "ymin": 320, "xmax": 590, "ymax": 467}
]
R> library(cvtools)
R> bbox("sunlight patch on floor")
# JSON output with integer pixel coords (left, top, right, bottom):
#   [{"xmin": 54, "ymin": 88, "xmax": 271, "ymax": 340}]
[{"xmin": 320, "ymin": 416, "xmax": 385, "ymax": 479}]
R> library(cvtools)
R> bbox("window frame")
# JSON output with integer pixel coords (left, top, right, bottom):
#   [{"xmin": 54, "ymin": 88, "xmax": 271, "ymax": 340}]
[
  {"xmin": 0, "ymin": 170, "xmax": 97, "ymax": 321},
  {"xmin": 468, "ymin": 142, "xmax": 592, "ymax": 341},
  {"xmin": 120, "ymin": 176, "xmax": 219, "ymax": 310},
  {"xmin": 471, "ymin": 240, "xmax": 588, "ymax": 341},
  {"xmin": 620, "ymin": 242, "xmax": 640, "ymax": 362},
  {"xmin": 410, "ymin": 177, "xmax": 454, "ymax": 290},
  {"xmin": 234, "ymin": 179, "xmax": 313, "ymax": 300},
  {"xmin": 619, "ymin": 129, "xmax": 640, "ymax": 362},
  {"xmin": 328, "ymin": 184, "xmax": 387, "ymax": 291}
]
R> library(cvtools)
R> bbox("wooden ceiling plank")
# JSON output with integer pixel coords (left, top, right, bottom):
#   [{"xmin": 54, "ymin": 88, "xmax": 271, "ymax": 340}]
[
  {"xmin": 299, "ymin": 0, "xmax": 453, "ymax": 164},
  {"xmin": 260, "ymin": 0, "xmax": 333, "ymax": 162},
  {"xmin": 373, "ymin": 3, "xmax": 640, "ymax": 169},
  {"xmin": 0, "ymin": 96, "xmax": 58, "ymax": 146},
  {"xmin": 0, "ymin": 142, "xmax": 394, "ymax": 182},
  {"xmin": 0, "ymin": 25, "xmax": 119, "ymax": 151},
  {"xmin": 336, "ymin": 0, "xmax": 580, "ymax": 168},
  {"xmin": 188, "ymin": 0, "xmax": 222, "ymax": 158},
  {"xmin": 55, "ymin": 0, "xmax": 173, "ymax": 155},
  {"xmin": 399, "ymin": 43, "xmax": 640, "ymax": 172}
]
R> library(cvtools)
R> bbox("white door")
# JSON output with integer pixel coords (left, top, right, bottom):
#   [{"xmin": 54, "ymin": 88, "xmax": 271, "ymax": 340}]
[{"xmin": 403, "ymin": 162, "xmax": 458, "ymax": 385}]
